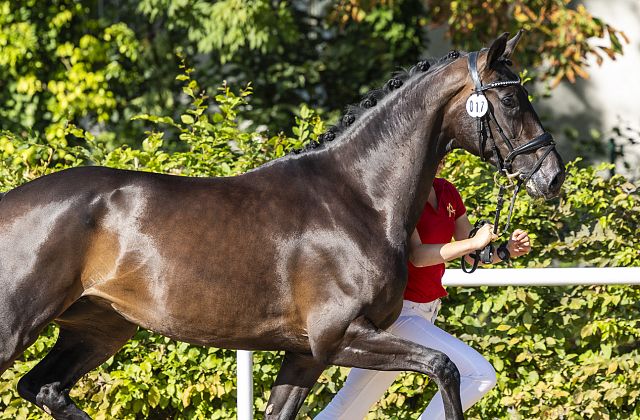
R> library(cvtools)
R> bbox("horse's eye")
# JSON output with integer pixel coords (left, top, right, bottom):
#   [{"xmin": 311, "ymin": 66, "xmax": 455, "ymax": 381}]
[{"xmin": 500, "ymin": 95, "xmax": 517, "ymax": 108}]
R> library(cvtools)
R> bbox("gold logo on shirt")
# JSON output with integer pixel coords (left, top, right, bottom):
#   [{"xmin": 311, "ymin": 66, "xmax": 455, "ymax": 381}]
[{"xmin": 447, "ymin": 202, "xmax": 455, "ymax": 218}]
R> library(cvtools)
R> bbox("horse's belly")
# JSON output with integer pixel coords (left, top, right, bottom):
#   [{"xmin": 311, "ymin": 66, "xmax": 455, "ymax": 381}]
[{"xmin": 83, "ymin": 274, "xmax": 311, "ymax": 352}]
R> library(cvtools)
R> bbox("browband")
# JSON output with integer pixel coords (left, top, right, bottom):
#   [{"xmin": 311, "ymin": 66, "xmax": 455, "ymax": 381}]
[{"xmin": 467, "ymin": 51, "xmax": 520, "ymax": 92}]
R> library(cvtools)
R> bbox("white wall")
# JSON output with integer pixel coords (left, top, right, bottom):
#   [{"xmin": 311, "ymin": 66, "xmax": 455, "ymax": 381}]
[{"xmin": 538, "ymin": 0, "xmax": 640, "ymax": 179}]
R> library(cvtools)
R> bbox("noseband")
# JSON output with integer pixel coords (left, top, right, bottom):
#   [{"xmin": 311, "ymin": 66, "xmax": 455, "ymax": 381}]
[{"xmin": 461, "ymin": 51, "xmax": 557, "ymax": 273}]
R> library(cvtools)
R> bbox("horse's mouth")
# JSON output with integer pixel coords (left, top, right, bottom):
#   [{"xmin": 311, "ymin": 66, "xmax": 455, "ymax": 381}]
[{"xmin": 525, "ymin": 172, "xmax": 564, "ymax": 200}]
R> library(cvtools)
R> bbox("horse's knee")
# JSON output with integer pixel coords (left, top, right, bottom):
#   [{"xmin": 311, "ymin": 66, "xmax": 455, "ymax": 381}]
[
  {"xmin": 429, "ymin": 351, "xmax": 460, "ymax": 388},
  {"xmin": 310, "ymin": 315, "xmax": 378, "ymax": 365}
]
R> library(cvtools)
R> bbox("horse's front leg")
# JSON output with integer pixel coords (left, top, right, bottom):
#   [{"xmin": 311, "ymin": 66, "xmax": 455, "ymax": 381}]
[
  {"xmin": 327, "ymin": 316, "xmax": 464, "ymax": 420},
  {"xmin": 264, "ymin": 352, "xmax": 326, "ymax": 420}
]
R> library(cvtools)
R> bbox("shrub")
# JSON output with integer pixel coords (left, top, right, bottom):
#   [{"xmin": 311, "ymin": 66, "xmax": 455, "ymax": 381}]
[{"xmin": 0, "ymin": 65, "xmax": 638, "ymax": 419}]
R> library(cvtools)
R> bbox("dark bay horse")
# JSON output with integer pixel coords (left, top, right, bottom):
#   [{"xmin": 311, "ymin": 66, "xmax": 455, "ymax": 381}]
[{"xmin": 0, "ymin": 32, "xmax": 564, "ymax": 419}]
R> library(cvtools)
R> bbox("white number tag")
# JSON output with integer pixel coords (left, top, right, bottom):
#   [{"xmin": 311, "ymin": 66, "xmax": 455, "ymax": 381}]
[{"xmin": 466, "ymin": 93, "xmax": 488, "ymax": 118}]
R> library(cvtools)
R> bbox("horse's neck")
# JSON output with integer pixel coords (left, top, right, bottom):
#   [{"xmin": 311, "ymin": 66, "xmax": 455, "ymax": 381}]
[{"xmin": 327, "ymin": 68, "xmax": 465, "ymax": 247}]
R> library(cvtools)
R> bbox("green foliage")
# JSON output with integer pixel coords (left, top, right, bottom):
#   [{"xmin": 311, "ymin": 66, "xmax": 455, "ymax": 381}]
[
  {"xmin": 1, "ymin": 55, "xmax": 639, "ymax": 418},
  {"xmin": 0, "ymin": 0, "xmax": 141, "ymax": 142},
  {"xmin": 186, "ymin": 0, "xmax": 299, "ymax": 63},
  {"xmin": 0, "ymin": 0, "xmax": 625, "ymax": 145}
]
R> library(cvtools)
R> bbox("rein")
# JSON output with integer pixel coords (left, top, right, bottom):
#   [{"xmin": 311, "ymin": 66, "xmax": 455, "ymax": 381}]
[{"xmin": 461, "ymin": 51, "xmax": 557, "ymax": 273}]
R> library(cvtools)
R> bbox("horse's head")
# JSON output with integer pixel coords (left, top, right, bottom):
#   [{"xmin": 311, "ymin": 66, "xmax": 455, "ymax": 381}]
[{"xmin": 443, "ymin": 31, "xmax": 565, "ymax": 200}]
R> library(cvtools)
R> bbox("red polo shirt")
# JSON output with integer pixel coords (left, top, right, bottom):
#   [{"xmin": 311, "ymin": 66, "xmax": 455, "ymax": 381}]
[{"xmin": 404, "ymin": 178, "xmax": 466, "ymax": 303}]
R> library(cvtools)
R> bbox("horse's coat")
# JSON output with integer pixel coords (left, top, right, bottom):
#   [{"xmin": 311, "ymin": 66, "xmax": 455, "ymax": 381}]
[{"xmin": 0, "ymin": 33, "xmax": 564, "ymax": 419}]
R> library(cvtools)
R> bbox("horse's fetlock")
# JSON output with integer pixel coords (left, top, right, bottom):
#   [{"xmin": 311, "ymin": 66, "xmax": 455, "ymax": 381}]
[{"xmin": 35, "ymin": 382, "xmax": 70, "ymax": 412}]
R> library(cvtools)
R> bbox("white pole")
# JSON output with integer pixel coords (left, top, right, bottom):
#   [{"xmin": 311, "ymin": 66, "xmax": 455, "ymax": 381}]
[
  {"xmin": 443, "ymin": 267, "xmax": 640, "ymax": 287},
  {"xmin": 237, "ymin": 350, "xmax": 253, "ymax": 420}
]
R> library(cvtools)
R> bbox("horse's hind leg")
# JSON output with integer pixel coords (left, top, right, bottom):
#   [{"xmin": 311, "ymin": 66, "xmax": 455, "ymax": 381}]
[
  {"xmin": 17, "ymin": 296, "xmax": 136, "ymax": 419},
  {"xmin": 264, "ymin": 352, "xmax": 326, "ymax": 420},
  {"xmin": 327, "ymin": 316, "xmax": 464, "ymax": 420},
  {"xmin": 0, "ymin": 285, "xmax": 76, "ymax": 377},
  {"xmin": 0, "ymin": 325, "xmax": 42, "ymax": 376}
]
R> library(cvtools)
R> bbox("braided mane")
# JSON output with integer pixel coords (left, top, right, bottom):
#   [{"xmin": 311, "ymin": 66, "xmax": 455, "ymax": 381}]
[{"xmin": 294, "ymin": 50, "xmax": 462, "ymax": 155}]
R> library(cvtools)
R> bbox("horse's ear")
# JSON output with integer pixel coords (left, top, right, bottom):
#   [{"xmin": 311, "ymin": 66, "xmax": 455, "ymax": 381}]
[
  {"xmin": 486, "ymin": 32, "xmax": 509, "ymax": 67},
  {"xmin": 503, "ymin": 29, "xmax": 524, "ymax": 59}
]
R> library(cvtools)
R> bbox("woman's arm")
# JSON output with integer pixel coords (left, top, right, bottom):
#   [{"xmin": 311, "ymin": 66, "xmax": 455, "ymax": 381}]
[
  {"xmin": 410, "ymin": 208, "xmax": 531, "ymax": 268},
  {"xmin": 453, "ymin": 213, "xmax": 474, "ymax": 241},
  {"xmin": 409, "ymin": 221, "xmax": 497, "ymax": 267},
  {"xmin": 453, "ymin": 214, "xmax": 532, "ymax": 263}
]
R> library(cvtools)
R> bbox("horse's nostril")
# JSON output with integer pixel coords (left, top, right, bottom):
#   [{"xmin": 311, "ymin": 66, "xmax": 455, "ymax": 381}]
[{"xmin": 549, "ymin": 171, "xmax": 564, "ymax": 193}]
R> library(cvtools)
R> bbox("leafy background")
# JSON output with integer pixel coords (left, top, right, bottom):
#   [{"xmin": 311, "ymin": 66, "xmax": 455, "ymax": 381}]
[{"xmin": 0, "ymin": 1, "xmax": 638, "ymax": 419}]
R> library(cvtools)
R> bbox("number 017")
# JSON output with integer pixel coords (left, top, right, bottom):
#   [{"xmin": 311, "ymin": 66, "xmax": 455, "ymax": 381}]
[{"xmin": 468, "ymin": 99, "xmax": 484, "ymax": 114}]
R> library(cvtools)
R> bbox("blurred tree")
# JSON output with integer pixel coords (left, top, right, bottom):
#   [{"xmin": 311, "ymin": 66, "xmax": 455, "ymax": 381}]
[
  {"xmin": 0, "ymin": 0, "xmax": 143, "ymax": 143},
  {"xmin": 427, "ymin": 0, "xmax": 628, "ymax": 87},
  {"xmin": 0, "ymin": 0, "xmax": 628, "ymax": 144},
  {"xmin": 136, "ymin": 0, "xmax": 429, "ymax": 128}
]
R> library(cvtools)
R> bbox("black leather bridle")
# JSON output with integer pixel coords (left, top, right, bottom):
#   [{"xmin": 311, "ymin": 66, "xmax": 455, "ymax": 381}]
[
  {"xmin": 461, "ymin": 51, "xmax": 557, "ymax": 273},
  {"xmin": 467, "ymin": 51, "xmax": 556, "ymax": 182}
]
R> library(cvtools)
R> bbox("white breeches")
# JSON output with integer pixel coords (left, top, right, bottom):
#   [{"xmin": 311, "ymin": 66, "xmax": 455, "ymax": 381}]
[{"xmin": 316, "ymin": 299, "xmax": 497, "ymax": 419}]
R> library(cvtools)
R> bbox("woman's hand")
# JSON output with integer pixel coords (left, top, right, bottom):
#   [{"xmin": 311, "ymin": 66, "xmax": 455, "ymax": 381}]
[
  {"xmin": 507, "ymin": 229, "xmax": 531, "ymax": 258},
  {"xmin": 472, "ymin": 223, "xmax": 498, "ymax": 250}
]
